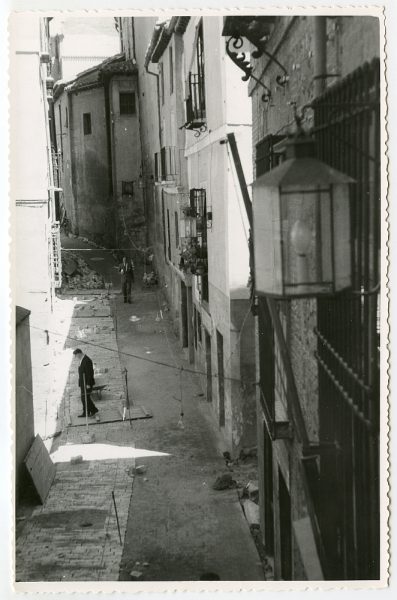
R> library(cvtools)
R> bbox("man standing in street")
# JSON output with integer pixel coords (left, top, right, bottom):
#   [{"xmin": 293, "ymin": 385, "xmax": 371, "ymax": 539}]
[
  {"xmin": 73, "ymin": 348, "xmax": 99, "ymax": 417},
  {"xmin": 119, "ymin": 255, "xmax": 135, "ymax": 303}
]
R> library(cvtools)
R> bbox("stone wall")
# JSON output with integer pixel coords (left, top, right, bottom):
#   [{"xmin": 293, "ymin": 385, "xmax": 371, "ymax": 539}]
[
  {"xmin": 15, "ymin": 308, "xmax": 35, "ymax": 501},
  {"xmin": 251, "ymin": 15, "xmax": 380, "ymax": 579}
]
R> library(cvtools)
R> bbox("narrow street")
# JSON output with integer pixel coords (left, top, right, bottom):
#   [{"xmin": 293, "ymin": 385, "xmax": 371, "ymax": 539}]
[
  {"xmin": 12, "ymin": 13, "xmax": 383, "ymax": 585},
  {"xmin": 69, "ymin": 236, "xmax": 264, "ymax": 581},
  {"xmin": 16, "ymin": 235, "xmax": 263, "ymax": 582}
]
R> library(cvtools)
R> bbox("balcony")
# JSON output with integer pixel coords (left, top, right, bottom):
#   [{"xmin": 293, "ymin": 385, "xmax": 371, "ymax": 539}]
[
  {"xmin": 181, "ymin": 73, "xmax": 206, "ymax": 135},
  {"xmin": 154, "ymin": 146, "xmax": 183, "ymax": 185},
  {"xmin": 179, "ymin": 237, "xmax": 208, "ymax": 276},
  {"xmin": 50, "ymin": 221, "xmax": 62, "ymax": 288},
  {"xmin": 51, "ymin": 147, "xmax": 62, "ymax": 188}
]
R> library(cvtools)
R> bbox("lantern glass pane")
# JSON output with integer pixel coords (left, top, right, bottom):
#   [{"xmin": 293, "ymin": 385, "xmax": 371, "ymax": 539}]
[
  {"xmin": 253, "ymin": 185, "xmax": 283, "ymax": 295},
  {"xmin": 281, "ymin": 186, "xmax": 333, "ymax": 295},
  {"xmin": 180, "ymin": 217, "xmax": 196, "ymax": 239},
  {"xmin": 332, "ymin": 183, "xmax": 352, "ymax": 290}
]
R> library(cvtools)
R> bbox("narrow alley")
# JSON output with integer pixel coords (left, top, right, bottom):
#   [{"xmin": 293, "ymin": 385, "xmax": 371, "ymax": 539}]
[
  {"xmin": 12, "ymin": 11, "xmax": 385, "ymax": 587},
  {"xmin": 15, "ymin": 235, "xmax": 263, "ymax": 582}
]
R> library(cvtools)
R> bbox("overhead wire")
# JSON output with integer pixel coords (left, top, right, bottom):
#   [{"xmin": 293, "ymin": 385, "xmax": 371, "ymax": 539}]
[{"xmin": 28, "ymin": 322, "xmax": 256, "ymax": 386}]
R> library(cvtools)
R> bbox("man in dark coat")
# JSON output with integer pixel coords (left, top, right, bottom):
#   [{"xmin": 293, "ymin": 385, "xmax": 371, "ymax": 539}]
[
  {"xmin": 119, "ymin": 256, "xmax": 135, "ymax": 303},
  {"xmin": 73, "ymin": 348, "xmax": 98, "ymax": 417}
]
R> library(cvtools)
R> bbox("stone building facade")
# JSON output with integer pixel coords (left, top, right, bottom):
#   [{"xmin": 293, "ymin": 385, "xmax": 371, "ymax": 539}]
[
  {"xmin": 53, "ymin": 54, "xmax": 146, "ymax": 251},
  {"xmin": 119, "ymin": 16, "xmax": 257, "ymax": 453},
  {"xmin": 10, "ymin": 15, "xmax": 61, "ymax": 460},
  {"xmin": 222, "ymin": 15, "xmax": 381, "ymax": 580},
  {"xmin": 15, "ymin": 307, "xmax": 35, "ymax": 502}
]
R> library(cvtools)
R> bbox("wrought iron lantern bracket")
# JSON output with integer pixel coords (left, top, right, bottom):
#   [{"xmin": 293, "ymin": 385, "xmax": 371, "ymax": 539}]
[{"xmin": 226, "ymin": 36, "xmax": 273, "ymax": 103}]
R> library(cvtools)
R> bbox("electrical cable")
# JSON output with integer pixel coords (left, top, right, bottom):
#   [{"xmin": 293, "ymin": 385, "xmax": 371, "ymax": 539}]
[{"xmin": 28, "ymin": 322, "xmax": 255, "ymax": 386}]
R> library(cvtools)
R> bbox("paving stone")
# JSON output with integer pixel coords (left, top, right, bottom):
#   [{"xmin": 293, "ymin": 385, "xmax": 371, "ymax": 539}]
[{"xmin": 15, "ymin": 295, "xmax": 135, "ymax": 582}]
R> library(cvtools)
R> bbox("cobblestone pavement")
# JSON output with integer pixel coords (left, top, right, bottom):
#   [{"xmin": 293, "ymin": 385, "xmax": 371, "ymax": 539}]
[
  {"xmin": 15, "ymin": 293, "xmax": 137, "ymax": 582},
  {"xmin": 16, "ymin": 238, "xmax": 263, "ymax": 584}
]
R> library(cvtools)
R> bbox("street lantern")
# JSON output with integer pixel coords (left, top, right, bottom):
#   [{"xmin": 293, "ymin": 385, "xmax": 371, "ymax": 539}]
[
  {"xmin": 253, "ymin": 136, "xmax": 354, "ymax": 297},
  {"xmin": 179, "ymin": 209, "xmax": 197, "ymax": 241}
]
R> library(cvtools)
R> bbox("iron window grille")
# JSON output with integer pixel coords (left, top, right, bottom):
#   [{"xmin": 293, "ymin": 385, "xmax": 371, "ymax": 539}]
[
  {"xmin": 255, "ymin": 134, "xmax": 286, "ymax": 178},
  {"xmin": 50, "ymin": 221, "xmax": 62, "ymax": 288},
  {"xmin": 182, "ymin": 23, "xmax": 206, "ymax": 134},
  {"xmin": 122, "ymin": 181, "xmax": 134, "ymax": 195},
  {"xmin": 119, "ymin": 91, "xmax": 136, "ymax": 115},
  {"xmin": 255, "ymin": 58, "xmax": 381, "ymax": 581},
  {"xmin": 190, "ymin": 188, "xmax": 208, "ymax": 301},
  {"xmin": 313, "ymin": 57, "xmax": 380, "ymax": 580}
]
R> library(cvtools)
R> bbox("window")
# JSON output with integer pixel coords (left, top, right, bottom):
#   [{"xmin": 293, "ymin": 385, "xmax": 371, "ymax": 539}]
[
  {"xmin": 217, "ymin": 330, "xmax": 225, "ymax": 427},
  {"xmin": 174, "ymin": 211, "xmax": 179, "ymax": 247},
  {"xmin": 197, "ymin": 311, "xmax": 202, "ymax": 343},
  {"xmin": 166, "ymin": 209, "xmax": 171, "ymax": 260},
  {"xmin": 119, "ymin": 91, "xmax": 136, "ymax": 115},
  {"xmin": 161, "ymin": 191, "xmax": 167, "ymax": 257},
  {"xmin": 255, "ymin": 134, "xmax": 285, "ymax": 177},
  {"xmin": 83, "ymin": 112, "xmax": 92, "ymax": 135},
  {"xmin": 184, "ymin": 21, "xmax": 206, "ymax": 128},
  {"xmin": 196, "ymin": 21, "xmax": 205, "ymax": 85},
  {"xmin": 169, "ymin": 46, "xmax": 174, "ymax": 94},
  {"xmin": 122, "ymin": 181, "xmax": 134, "ymax": 195},
  {"xmin": 65, "ymin": 106, "xmax": 68, "ymax": 128},
  {"xmin": 190, "ymin": 188, "xmax": 209, "ymax": 303}
]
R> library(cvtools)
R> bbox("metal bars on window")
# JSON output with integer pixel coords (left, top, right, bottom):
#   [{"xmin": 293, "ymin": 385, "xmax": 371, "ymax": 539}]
[
  {"xmin": 50, "ymin": 221, "xmax": 62, "ymax": 288},
  {"xmin": 313, "ymin": 57, "xmax": 380, "ymax": 580}
]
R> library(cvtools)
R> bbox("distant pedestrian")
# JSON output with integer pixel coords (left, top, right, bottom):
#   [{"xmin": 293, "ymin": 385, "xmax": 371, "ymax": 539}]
[
  {"xmin": 73, "ymin": 349, "xmax": 98, "ymax": 417},
  {"xmin": 119, "ymin": 256, "xmax": 135, "ymax": 303}
]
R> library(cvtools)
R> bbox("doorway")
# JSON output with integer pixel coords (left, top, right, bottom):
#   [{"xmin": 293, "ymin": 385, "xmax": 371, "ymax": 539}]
[
  {"xmin": 278, "ymin": 469, "xmax": 292, "ymax": 580},
  {"xmin": 204, "ymin": 329, "xmax": 212, "ymax": 402},
  {"xmin": 263, "ymin": 427, "xmax": 275, "ymax": 556},
  {"xmin": 216, "ymin": 329, "xmax": 225, "ymax": 426}
]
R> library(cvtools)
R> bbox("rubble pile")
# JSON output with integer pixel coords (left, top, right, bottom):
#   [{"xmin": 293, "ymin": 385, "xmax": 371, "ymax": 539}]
[{"xmin": 61, "ymin": 251, "xmax": 105, "ymax": 290}]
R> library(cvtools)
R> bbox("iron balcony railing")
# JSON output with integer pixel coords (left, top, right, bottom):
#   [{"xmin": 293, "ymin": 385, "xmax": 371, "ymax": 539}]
[
  {"xmin": 182, "ymin": 72, "xmax": 206, "ymax": 133},
  {"xmin": 154, "ymin": 146, "xmax": 184, "ymax": 185},
  {"xmin": 51, "ymin": 147, "xmax": 62, "ymax": 188},
  {"xmin": 50, "ymin": 221, "xmax": 62, "ymax": 288}
]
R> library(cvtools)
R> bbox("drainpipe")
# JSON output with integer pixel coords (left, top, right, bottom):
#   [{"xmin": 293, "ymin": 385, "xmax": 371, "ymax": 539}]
[
  {"xmin": 103, "ymin": 76, "xmax": 114, "ymax": 198},
  {"xmin": 67, "ymin": 90, "xmax": 79, "ymax": 235},
  {"xmin": 144, "ymin": 26, "xmax": 163, "ymax": 149},
  {"xmin": 313, "ymin": 16, "xmax": 327, "ymax": 98},
  {"xmin": 103, "ymin": 75, "xmax": 117, "ymax": 245},
  {"xmin": 145, "ymin": 64, "xmax": 162, "ymax": 149},
  {"xmin": 131, "ymin": 17, "xmax": 137, "ymax": 63}
]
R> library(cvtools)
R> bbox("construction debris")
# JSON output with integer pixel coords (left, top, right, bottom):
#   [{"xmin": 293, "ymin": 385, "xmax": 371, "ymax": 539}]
[{"xmin": 61, "ymin": 251, "xmax": 105, "ymax": 290}]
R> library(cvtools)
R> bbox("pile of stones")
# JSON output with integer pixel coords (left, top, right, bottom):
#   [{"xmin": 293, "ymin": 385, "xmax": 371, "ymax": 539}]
[{"xmin": 61, "ymin": 251, "xmax": 105, "ymax": 290}]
